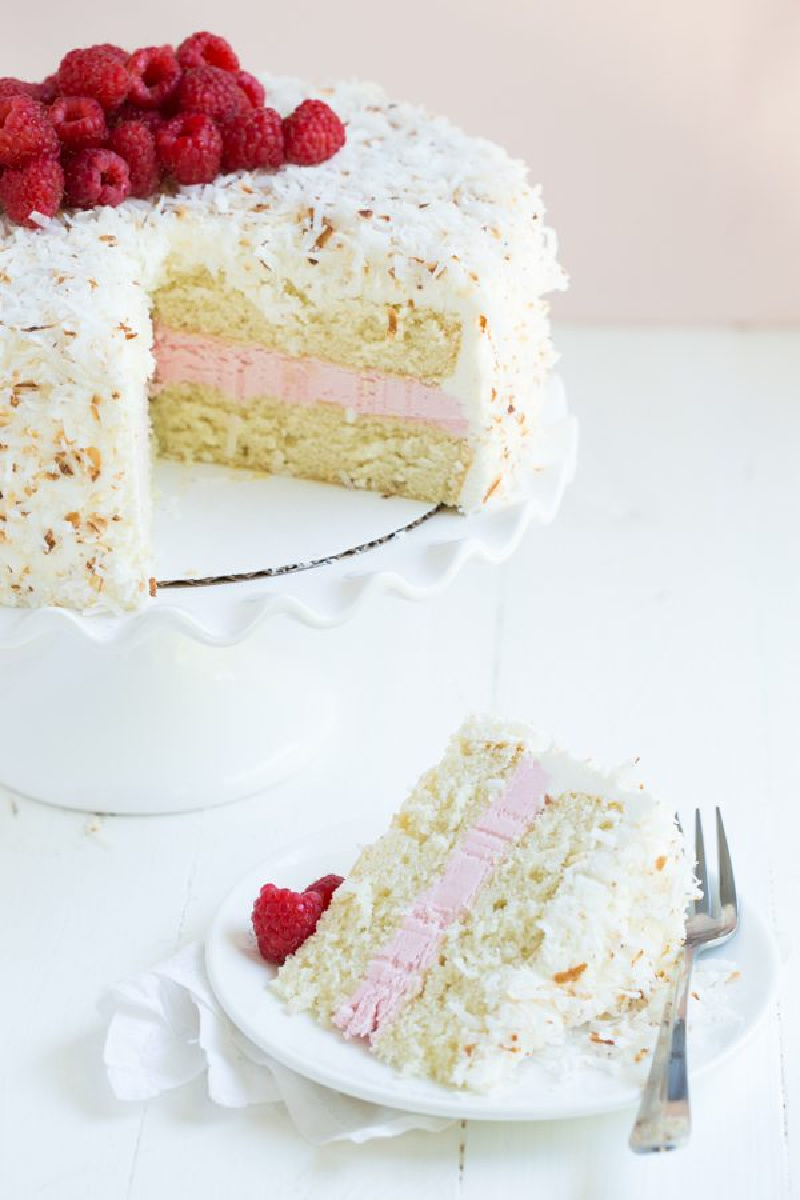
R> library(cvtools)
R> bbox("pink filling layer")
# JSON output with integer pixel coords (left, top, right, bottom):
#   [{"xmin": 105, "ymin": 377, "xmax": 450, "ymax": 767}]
[
  {"xmin": 333, "ymin": 756, "xmax": 550, "ymax": 1042},
  {"xmin": 151, "ymin": 326, "xmax": 470, "ymax": 436}
]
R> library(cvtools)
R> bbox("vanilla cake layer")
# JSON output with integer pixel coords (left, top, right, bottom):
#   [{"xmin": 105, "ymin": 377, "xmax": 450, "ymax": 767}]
[
  {"xmin": 151, "ymin": 384, "xmax": 471, "ymax": 504},
  {"xmin": 275, "ymin": 718, "xmax": 692, "ymax": 1092},
  {"xmin": 152, "ymin": 268, "xmax": 463, "ymax": 381},
  {"xmin": 0, "ymin": 76, "xmax": 566, "ymax": 612}
]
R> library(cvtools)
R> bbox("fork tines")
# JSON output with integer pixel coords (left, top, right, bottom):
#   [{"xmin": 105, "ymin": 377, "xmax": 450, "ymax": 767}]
[{"xmin": 689, "ymin": 807, "xmax": 738, "ymax": 923}]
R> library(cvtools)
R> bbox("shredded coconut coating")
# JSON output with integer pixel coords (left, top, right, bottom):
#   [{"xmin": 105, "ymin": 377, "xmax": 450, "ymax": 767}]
[{"xmin": 0, "ymin": 77, "xmax": 566, "ymax": 612}]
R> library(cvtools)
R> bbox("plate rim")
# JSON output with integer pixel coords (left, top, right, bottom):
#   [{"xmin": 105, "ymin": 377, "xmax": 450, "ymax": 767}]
[{"xmin": 205, "ymin": 818, "xmax": 782, "ymax": 1122}]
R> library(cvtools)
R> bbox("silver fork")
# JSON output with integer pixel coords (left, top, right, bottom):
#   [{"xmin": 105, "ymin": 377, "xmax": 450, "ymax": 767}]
[{"xmin": 629, "ymin": 807, "xmax": 739, "ymax": 1153}]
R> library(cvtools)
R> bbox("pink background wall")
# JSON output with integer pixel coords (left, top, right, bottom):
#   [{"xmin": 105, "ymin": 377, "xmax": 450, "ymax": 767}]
[{"xmin": 5, "ymin": 0, "xmax": 799, "ymax": 323}]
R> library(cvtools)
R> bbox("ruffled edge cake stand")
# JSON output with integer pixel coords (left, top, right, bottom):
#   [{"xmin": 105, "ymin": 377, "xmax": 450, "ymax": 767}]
[{"xmin": 0, "ymin": 379, "xmax": 577, "ymax": 814}]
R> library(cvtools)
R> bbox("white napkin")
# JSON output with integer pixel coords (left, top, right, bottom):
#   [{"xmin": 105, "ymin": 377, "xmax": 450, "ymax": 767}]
[{"xmin": 100, "ymin": 943, "xmax": 451, "ymax": 1144}]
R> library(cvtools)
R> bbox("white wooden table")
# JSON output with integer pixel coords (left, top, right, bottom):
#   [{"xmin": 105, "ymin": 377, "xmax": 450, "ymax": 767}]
[{"xmin": 1, "ymin": 328, "xmax": 797, "ymax": 1199}]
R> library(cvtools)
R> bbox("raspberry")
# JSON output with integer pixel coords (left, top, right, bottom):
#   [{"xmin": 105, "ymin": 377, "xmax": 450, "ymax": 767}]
[
  {"xmin": 177, "ymin": 32, "xmax": 240, "ymax": 74},
  {"xmin": 221, "ymin": 107, "xmax": 283, "ymax": 172},
  {"xmin": 127, "ymin": 45, "xmax": 182, "ymax": 110},
  {"xmin": 0, "ymin": 155, "xmax": 63, "ymax": 227},
  {"xmin": 108, "ymin": 121, "xmax": 161, "ymax": 198},
  {"xmin": 176, "ymin": 66, "xmax": 247, "ymax": 124},
  {"xmin": 251, "ymin": 884, "xmax": 323, "ymax": 964},
  {"xmin": 304, "ymin": 874, "xmax": 344, "ymax": 912},
  {"xmin": 0, "ymin": 78, "xmax": 40, "ymax": 100},
  {"xmin": 57, "ymin": 46, "xmax": 131, "ymax": 112},
  {"xmin": 93, "ymin": 44, "xmax": 129, "ymax": 63},
  {"xmin": 156, "ymin": 112, "xmax": 222, "ymax": 184},
  {"xmin": 283, "ymin": 99, "xmax": 345, "ymax": 167},
  {"xmin": 112, "ymin": 104, "xmax": 165, "ymax": 133},
  {"xmin": 34, "ymin": 75, "xmax": 61, "ymax": 105},
  {"xmin": 0, "ymin": 97, "xmax": 59, "ymax": 168},
  {"xmin": 63, "ymin": 148, "xmax": 131, "ymax": 209},
  {"xmin": 50, "ymin": 96, "xmax": 107, "ymax": 151},
  {"xmin": 235, "ymin": 71, "xmax": 265, "ymax": 109}
]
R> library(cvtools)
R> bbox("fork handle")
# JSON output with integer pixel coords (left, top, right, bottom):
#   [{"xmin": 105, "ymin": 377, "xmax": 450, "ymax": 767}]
[{"xmin": 629, "ymin": 945, "xmax": 694, "ymax": 1153}]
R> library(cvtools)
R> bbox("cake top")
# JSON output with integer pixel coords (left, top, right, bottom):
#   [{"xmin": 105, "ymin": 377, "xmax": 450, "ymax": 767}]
[
  {"xmin": 1, "ymin": 42, "xmax": 567, "ymax": 613},
  {"xmin": 0, "ymin": 73, "xmax": 566, "ymax": 332}
]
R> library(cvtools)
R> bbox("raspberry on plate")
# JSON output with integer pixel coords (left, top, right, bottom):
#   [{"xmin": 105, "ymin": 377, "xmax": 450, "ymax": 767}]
[
  {"xmin": 156, "ymin": 112, "xmax": 223, "ymax": 184},
  {"xmin": 221, "ymin": 107, "xmax": 283, "ymax": 172},
  {"xmin": 109, "ymin": 120, "xmax": 161, "ymax": 198},
  {"xmin": 57, "ymin": 46, "xmax": 131, "ymax": 112},
  {"xmin": 177, "ymin": 31, "xmax": 240, "ymax": 74},
  {"xmin": 304, "ymin": 874, "xmax": 345, "ymax": 912},
  {"xmin": 0, "ymin": 96, "xmax": 59, "ymax": 168},
  {"xmin": 50, "ymin": 96, "xmax": 107, "ymax": 151},
  {"xmin": 63, "ymin": 148, "xmax": 131, "ymax": 209},
  {"xmin": 176, "ymin": 66, "xmax": 248, "ymax": 124},
  {"xmin": 252, "ymin": 884, "xmax": 324, "ymax": 965},
  {"xmin": 0, "ymin": 155, "xmax": 63, "ymax": 227},
  {"xmin": 283, "ymin": 99, "xmax": 345, "ymax": 167},
  {"xmin": 127, "ymin": 45, "xmax": 182, "ymax": 110}
]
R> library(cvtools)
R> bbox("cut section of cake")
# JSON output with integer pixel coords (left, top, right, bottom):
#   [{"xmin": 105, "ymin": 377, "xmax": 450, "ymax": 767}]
[
  {"xmin": 148, "ymin": 268, "xmax": 472, "ymax": 506},
  {"xmin": 274, "ymin": 717, "xmax": 693, "ymax": 1092},
  {"xmin": 1, "ymin": 72, "xmax": 566, "ymax": 613}
]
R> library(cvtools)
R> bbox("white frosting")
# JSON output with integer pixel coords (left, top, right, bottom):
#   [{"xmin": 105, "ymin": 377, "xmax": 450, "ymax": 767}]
[{"xmin": 0, "ymin": 76, "xmax": 566, "ymax": 612}]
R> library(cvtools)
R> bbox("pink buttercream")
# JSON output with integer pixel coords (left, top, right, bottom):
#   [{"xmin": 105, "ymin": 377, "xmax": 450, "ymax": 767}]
[
  {"xmin": 334, "ymin": 756, "xmax": 550, "ymax": 1042},
  {"xmin": 151, "ymin": 325, "xmax": 470, "ymax": 436}
]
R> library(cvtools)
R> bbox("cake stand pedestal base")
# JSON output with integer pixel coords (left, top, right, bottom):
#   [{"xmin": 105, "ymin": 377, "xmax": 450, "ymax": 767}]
[{"xmin": 0, "ymin": 622, "xmax": 334, "ymax": 814}]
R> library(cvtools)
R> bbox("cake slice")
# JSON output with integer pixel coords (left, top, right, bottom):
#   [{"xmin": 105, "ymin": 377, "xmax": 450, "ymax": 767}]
[
  {"xmin": 274, "ymin": 717, "xmax": 692, "ymax": 1091},
  {"xmin": 1, "ymin": 72, "xmax": 566, "ymax": 613}
]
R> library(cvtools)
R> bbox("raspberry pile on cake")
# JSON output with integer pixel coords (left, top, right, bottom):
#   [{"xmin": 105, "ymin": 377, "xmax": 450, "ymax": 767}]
[
  {"xmin": 0, "ymin": 39, "xmax": 566, "ymax": 613},
  {"xmin": 0, "ymin": 33, "xmax": 344, "ymax": 227}
]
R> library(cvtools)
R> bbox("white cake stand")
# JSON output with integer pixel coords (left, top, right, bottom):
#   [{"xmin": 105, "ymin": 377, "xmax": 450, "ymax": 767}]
[{"xmin": 0, "ymin": 380, "xmax": 577, "ymax": 814}]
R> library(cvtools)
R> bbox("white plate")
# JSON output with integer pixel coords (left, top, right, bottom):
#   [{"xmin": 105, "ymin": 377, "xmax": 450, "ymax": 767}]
[{"xmin": 206, "ymin": 819, "xmax": 782, "ymax": 1122}]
